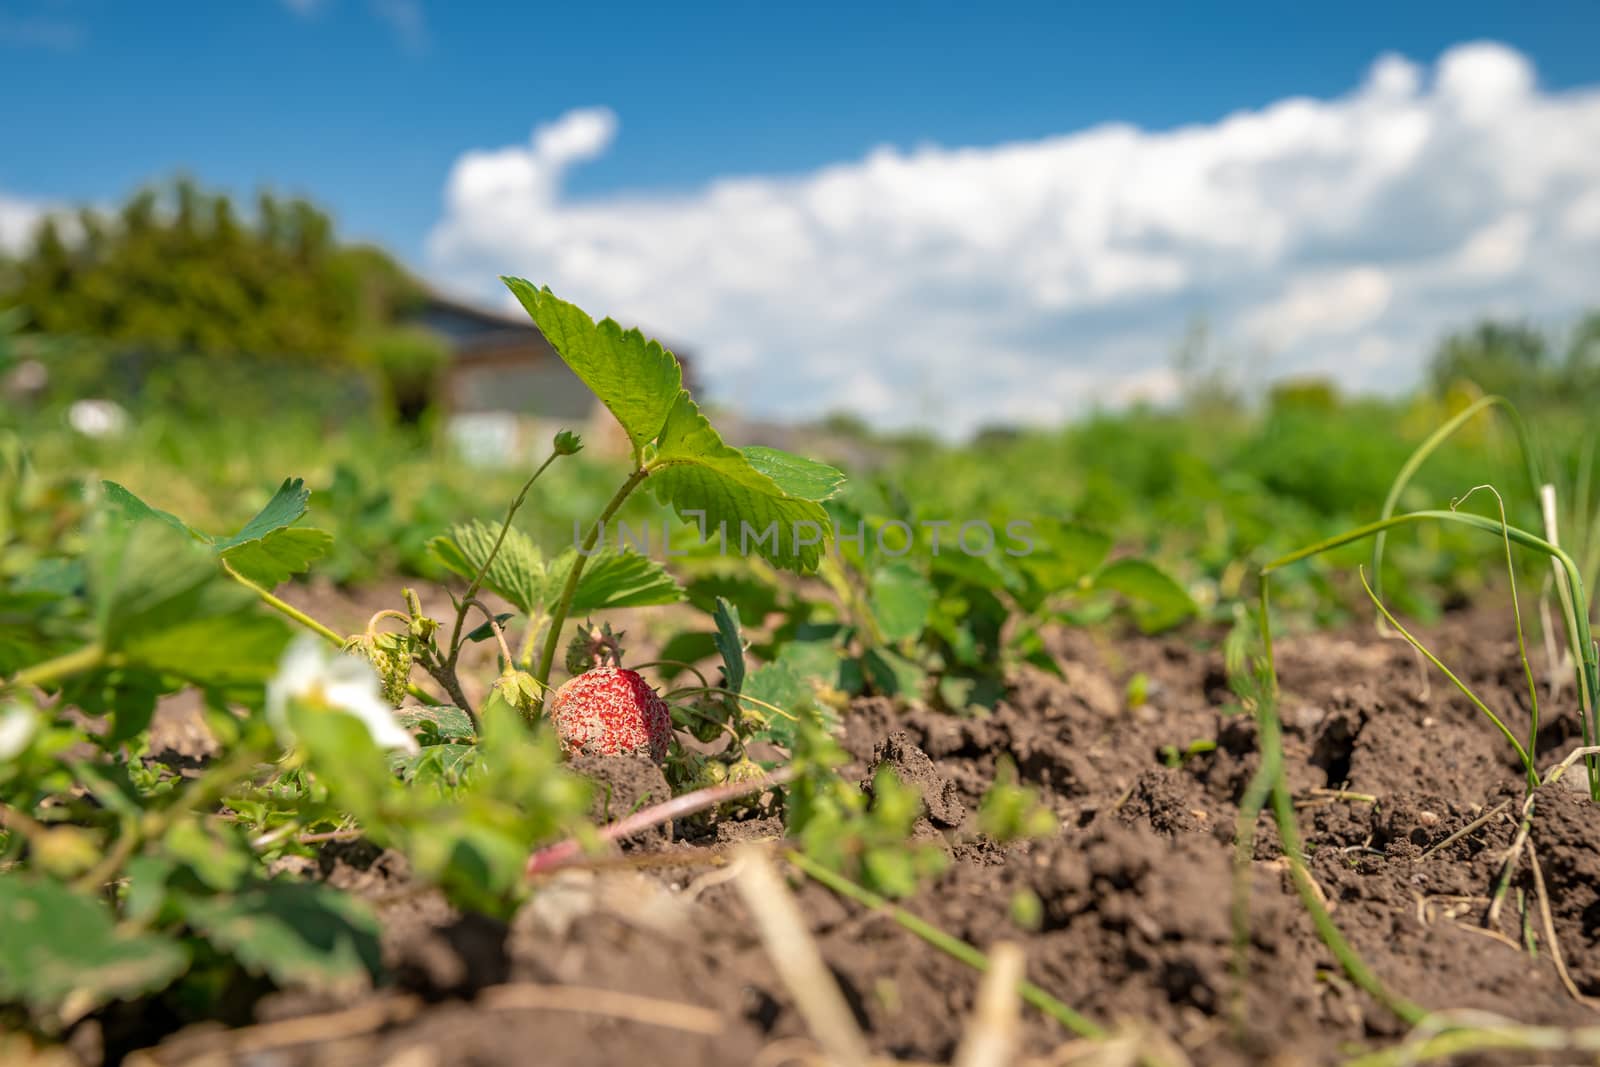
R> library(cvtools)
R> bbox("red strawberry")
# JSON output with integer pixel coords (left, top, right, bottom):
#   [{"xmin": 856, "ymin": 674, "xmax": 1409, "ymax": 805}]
[{"xmin": 548, "ymin": 666, "xmax": 673, "ymax": 763}]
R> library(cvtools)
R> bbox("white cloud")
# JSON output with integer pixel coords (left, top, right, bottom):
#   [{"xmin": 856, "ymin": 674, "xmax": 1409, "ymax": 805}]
[
  {"xmin": 281, "ymin": 0, "xmax": 427, "ymax": 52},
  {"xmin": 428, "ymin": 42, "xmax": 1600, "ymax": 436},
  {"xmin": 0, "ymin": 193, "xmax": 52, "ymax": 254},
  {"xmin": 370, "ymin": 0, "xmax": 426, "ymax": 53},
  {"xmin": 0, "ymin": 15, "xmax": 83, "ymax": 51}
]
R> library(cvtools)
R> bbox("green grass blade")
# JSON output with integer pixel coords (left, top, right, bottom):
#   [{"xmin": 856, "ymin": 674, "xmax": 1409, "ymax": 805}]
[
  {"xmin": 1370, "ymin": 396, "xmax": 1540, "ymax": 605},
  {"xmin": 1357, "ymin": 567, "xmax": 1534, "ymax": 786},
  {"xmin": 1267, "ymin": 508, "xmax": 1600, "ymax": 797}
]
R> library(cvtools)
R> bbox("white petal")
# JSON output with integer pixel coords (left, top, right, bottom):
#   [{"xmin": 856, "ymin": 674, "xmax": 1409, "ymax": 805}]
[
  {"xmin": 265, "ymin": 635, "xmax": 419, "ymax": 754},
  {"xmin": 0, "ymin": 704, "xmax": 37, "ymax": 761}
]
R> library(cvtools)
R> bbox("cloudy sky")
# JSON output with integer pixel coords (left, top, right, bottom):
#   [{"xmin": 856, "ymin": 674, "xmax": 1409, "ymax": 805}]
[{"xmin": 3, "ymin": 2, "xmax": 1598, "ymax": 434}]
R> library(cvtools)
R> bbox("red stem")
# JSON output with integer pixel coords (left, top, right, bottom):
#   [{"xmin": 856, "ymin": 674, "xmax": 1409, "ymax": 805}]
[{"xmin": 526, "ymin": 766, "xmax": 796, "ymax": 879}]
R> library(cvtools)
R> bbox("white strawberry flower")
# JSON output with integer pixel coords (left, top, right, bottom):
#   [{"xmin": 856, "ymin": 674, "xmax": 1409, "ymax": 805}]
[
  {"xmin": 266, "ymin": 636, "xmax": 419, "ymax": 754},
  {"xmin": 0, "ymin": 702, "xmax": 38, "ymax": 761}
]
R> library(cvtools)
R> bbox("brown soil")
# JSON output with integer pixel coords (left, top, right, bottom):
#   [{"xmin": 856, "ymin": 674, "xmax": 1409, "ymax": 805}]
[{"xmin": 125, "ymin": 602, "xmax": 1600, "ymax": 1066}]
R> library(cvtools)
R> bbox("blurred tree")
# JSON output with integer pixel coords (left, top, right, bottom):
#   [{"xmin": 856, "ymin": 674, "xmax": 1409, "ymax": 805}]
[
  {"xmin": 358, "ymin": 327, "xmax": 449, "ymax": 425},
  {"xmin": 0, "ymin": 178, "xmax": 424, "ymax": 363},
  {"xmin": 1564, "ymin": 310, "xmax": 1600, "ymax": 390},
  {"xmin": 1427, "ymin": 319, "xmax": 1551, "ymax": 402}
]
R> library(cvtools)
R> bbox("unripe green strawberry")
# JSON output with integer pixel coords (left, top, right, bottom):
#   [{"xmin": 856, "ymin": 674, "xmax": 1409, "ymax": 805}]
[
  {"xmin": 689, "ymin": 757, "xmax": 729, "ymax": 792},
  {"xmin": 548, "ymin": 666, "xmax": 672, "ymax": 763},
  {"xmin": 726, "ymin": 756, "xmax": 768, "ymax": 789},
  {"xmin": 341, "ymin": 632, "xmax": 413, "ymax": 706}
]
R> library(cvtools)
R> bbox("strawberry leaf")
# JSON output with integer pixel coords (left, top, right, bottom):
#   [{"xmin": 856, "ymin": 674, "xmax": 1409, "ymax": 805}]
[
  {"xmin": 0, "ymin": 877, "xmax": 190, "ymax": 1020},
  {"xmin": 712, "ymin": 596, "xmax": 746, "ymax": 695},
  {"xmin": 101, "ymin": 478, "xmax": 330, "ymax": 589},
  {"xmin": 548, "ymin": 548, "xmax": 685, "ymax": 614},
  {"xmin": 178, "ymin": 882, "xmax": 382, "ymax": 995},
  {"xmin": 741, "ymin": 446, "xmax": 846, "ymax": 501},
  {"xmin": 1093, "ymin": 558, "xmax": 1196, "ymax": 633},
  {"xmin": 868, "ymin": 562, "xmax": 935, "ymax": 643},
  {"xmin": 502, "ymin": 279, "xmax": 682, "ymax": 459},
  {"xmin": 429, "ymin": 520, "xmax": 545, "ymax": 615},
  {"xmin": 648, "ymin": 392, "xmax": 835, "ymax": 573}
]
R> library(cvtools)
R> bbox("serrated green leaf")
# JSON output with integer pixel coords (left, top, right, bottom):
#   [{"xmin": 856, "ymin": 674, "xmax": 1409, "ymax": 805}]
[
  {"xmin": 0, "ymin": 876, "xmax": 190, "ymax": 1018},
  {"xmin": 502, "ymin": 280, "xmax": 682, "ymax": 457},
  {"xmin": 741, "ymin": 446, "xmax": 845, "ymax": 501},
  {"xmin": 179, "ymin": 881, "xmax": 382, "ymax": 994},
  {"xmin": 101, "ymin": 479, "xmax": 330, "ymax": 590},
  {"xmin": 391, "ymin": 743, "xmax": 477, "ymax": 788},
  {"xmin": 395, "ymin": 705, "xmax": 476, "ymax": 742},
  {"xmin": 863, "ymin": 647, "xmax": 926, "ymax": 698},
  {"xmin": 122, "ymin": 613, "xmax": 290, "ymax": 687},
  {"xmin": 1019, "ymin": 521, "xmax": 1113, "ymax": 602},
  {"xmin": 163, "ymin": 820, "xmax": 252, "ymax": 892},
  {"xmin": 649, "ymin": 392, "xmax": 833, "ymax": 572},
  {"xmin": 547, "ymin": 548, "xmax": 684, "ymax": 614},
  {"xmin": 1093, "ymin": 558, "xmax": 1197, "ymax": 633},
  {"xmin": 712, "ymin": 597, "xmax": 746, "ymax": 695},
  {"xmin": 221, "ymin": 527, "xmax": 334, "ymax": 588},
  {"xmin": 214, "ymin": 478, "xmax": 313, "ymax": 551},
  {"xmin": 90, "ymin": 517, "xmax": 229, "ymax": 647},
  {"xmin": 429, "ymin": 521, "xmax": 544, "ymax": 615},
  {"xmin": 101, "ymin": 481, "xmax": 199, "ymax": 541},
  {"xmin": 868, "ymin": 562, "xmax": 935, "ymax": 643}
]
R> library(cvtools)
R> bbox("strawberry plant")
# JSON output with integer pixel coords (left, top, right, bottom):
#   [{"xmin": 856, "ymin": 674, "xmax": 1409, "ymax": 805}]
[{"xmin": 1, "ymin": 282, "xmax": 984, "ymax": 1048}]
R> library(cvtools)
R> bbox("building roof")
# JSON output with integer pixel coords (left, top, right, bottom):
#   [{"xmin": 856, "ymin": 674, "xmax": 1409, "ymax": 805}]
[{"xmin": 413, "ymin": 290, "xmax": 697, "ymax": 388}]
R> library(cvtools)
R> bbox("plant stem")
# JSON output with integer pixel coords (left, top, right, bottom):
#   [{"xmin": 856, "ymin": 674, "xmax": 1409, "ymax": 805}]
[
  {"xmin": 516, "ymin": 611, "xmax": 549, "ymax": 670},
  {"xmin": 785, "ymin": 850, "xmax": 1105, "ymax": 1040},
  {"xmin": 8, "ymin": 643, "xmax": 106, "ymax": 689},
  {"xmin": 445, "ymin": 450, "xmax": 563, "ymax": 668},
  {"xmin": 532, "ymin": 467, "xmax": 650, "ymax": 701},
  {"xmin": 1256, "ymin": 578, "xmax": 1427, "ymax": 1026},
  {"xmin": 223, "ymin": 561, "xmax": 344, "ymax": 646},
  {"xmin": 526, "ymin": 766, "xmax": 795, "ymax": 878}
]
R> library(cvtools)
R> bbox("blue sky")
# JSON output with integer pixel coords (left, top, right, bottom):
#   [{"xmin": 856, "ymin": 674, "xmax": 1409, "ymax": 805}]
[
  {"xmin": 3, "ymin": 1, "xmax": 1593, "ymax": 260},
  {"xmin": 3, "ymin": 1, "xmax": 1599, "ymax": 432}
]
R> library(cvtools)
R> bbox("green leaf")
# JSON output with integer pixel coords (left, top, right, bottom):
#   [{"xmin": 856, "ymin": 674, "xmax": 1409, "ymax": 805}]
[
  {"xmin": 392, "ymin": 743, "xmax": 477, "ymax": 788},
  {"xmin": 163, "ymin": 819, "xmax": 252, "ymax": 892},
  {"xmin": 868, "ymin": 562, "xmax": 935, "ymax": 643},
  {"xmin": 395, "ymin": 705, "xmax": 476, "ymax": 742},
  {"xmin": 1018, "ymin": 521, "xmax": 1112, "ymax": 602},
  {"xmin": 1093, "ymin": 558, "xmax": 1197, "ymax": 633},
  {"xmin": 502, "ymin": 280, "xmax": 682, "ymax": 457},
  {"xmin": 122, "ymin": 613, "xmax": 290, "ymax": 688},
  {"xmin": 741, "ymin": 446, "xmax": 846, "ymax": 501},
  {"xmin": 548, "ymin": 548, "xmax": 684, "ymax": 614},
  {"xmin": 649, "ymin": 392, "xmax": 834, "ymax": 572},
  {"xmin": 466, "ymin": 612, "xmax": 515, "ymax": 643},
  {"xmin": 101, "ymin": 478, "xmax": 330, "ymax": 589},
  {"xmin": 89, "ymin": 516, "xmax": 228, "ymax": 648},
  {"xmin": 0, "ymin": 876, "xmax": 190, "ymax": 1018},
  {"xmin": 221, "ymin": 527, "xmax": 334, "ymax": 588},
  {"xmin": 284, "ymin": 701, "xmax": 397, "ymax": 827},
  {"xmin": 712, "ymin": 596, "xmax": 746, "ymax": 695},
  {"xmin": 213, "ymin": 478, "xmax": 312, "ymax": 552},
  {"xmin": 101, "ymin": 481, "xmax": 200, "ymax": 540},
  {"xmin": 429, "ymin": 521, "xmax": 544, "ymax": 615},
  {"xmin": 863, "ymin": 647, "xmax": 926, "ymax": 698},
  {"xmin": 179, "ymin": 881, "xmax": 382, "ymax": 994}
]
